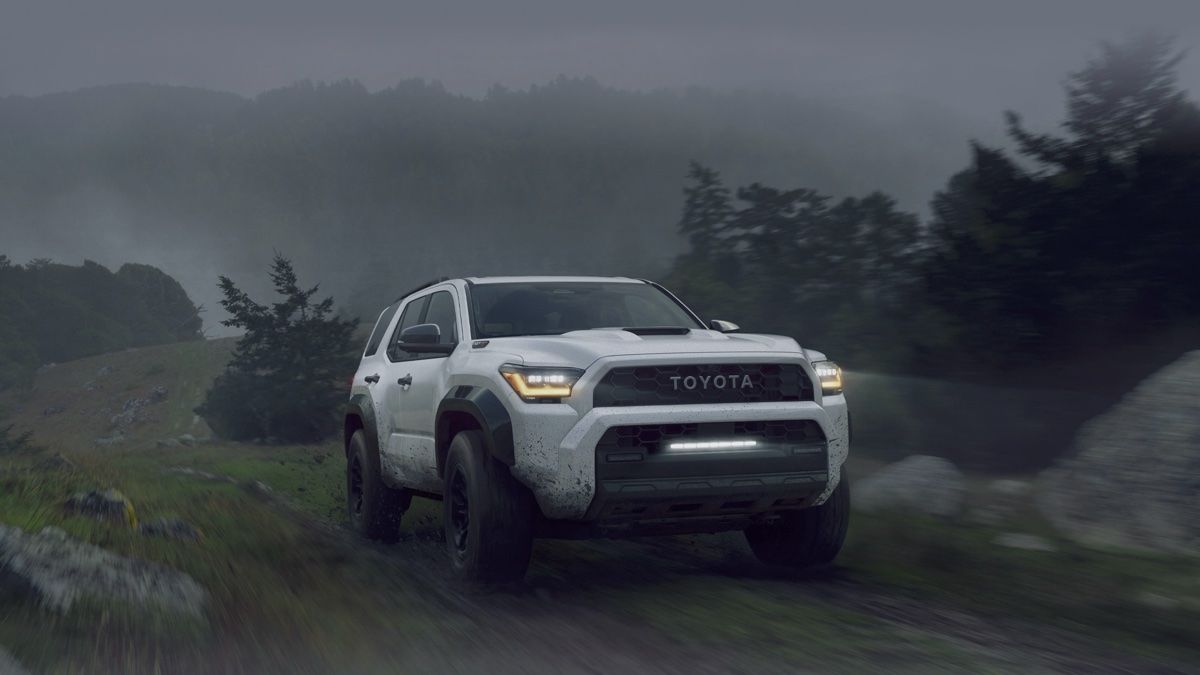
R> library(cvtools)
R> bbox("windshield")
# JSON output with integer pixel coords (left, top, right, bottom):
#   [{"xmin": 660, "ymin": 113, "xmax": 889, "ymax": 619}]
[{"xmin": 469, "ymin": 282, "xmax": 704, "ymax": 338}]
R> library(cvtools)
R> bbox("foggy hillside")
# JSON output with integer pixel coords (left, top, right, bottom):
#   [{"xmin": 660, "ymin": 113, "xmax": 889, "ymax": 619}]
[{"xmin": 0, "ymin": 79, "xmax": 983, "ymax": 329}]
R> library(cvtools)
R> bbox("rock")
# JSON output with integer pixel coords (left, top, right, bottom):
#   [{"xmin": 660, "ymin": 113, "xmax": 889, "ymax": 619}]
[
  {"xmin": 41, "ymin": 404, "xmax": 65, "ymax": 417},
  {"xmin": 95, "ymin": 365, "xmax": 113, "ymax": 377},
  {"xmin": 156, "ymin": 438, "xmax": 182, "ymax": 449},
  {"xmin": 993, "ymin": 532, "xmax": 1057, "ymax": 552},
  {"xmin": 0, "ymin": 645, "xmax": 30, "ymax": 675},
  {"xmin": 1036, "ymin": 351, "xmax": 1200, "ymax": 556},
  {"xmin": 245, "ymin": 480, "xmax": 274, "ymax": 498},
  {"xmin": 34, "ymin": 453, "xmax": 75, "ymax": 472},
  {"xmin": 109, "ymin": 387, "xmax": 168, "ymax": 429},
  {"xmin": 162, "ymin": 467, "xmax": 235, "ymax": 483},
  {"xmin": 92, "ymin": 432, "xmax": 125, "ymax": 447},
  {"xmin": 1137, "ymin": 591, "xmax": 1182, "ymax": 611},
  {"xmin": 854, "ymin": 455, "xmax": 966, "ymax": 518},
  {"xmin": 177, "ymin": 434, "xmax": 196, "ymax": 446},
  {"xmin": 0, "ymin": 524, "xmax": 206, "ymax": 616},
  {"xmin": 64, "ymin": 489, "xmax": 137, "ymax": 527},
  {"xmin": 139, "ymin": 517, "xmax": 203, "ymax": 542},
  {"xmin": 969, "ymin": 479, "xmax": 1033, "ymax": 525},
  {"xmin": 82, "ymin": 380, "xmax": 98, "ymax": 392}
]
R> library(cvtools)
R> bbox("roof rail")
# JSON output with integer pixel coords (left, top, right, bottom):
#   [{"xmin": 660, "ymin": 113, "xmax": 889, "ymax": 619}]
[{"xmin": 392, "ymin": 276, "xmax": 451, "ymax": 304}]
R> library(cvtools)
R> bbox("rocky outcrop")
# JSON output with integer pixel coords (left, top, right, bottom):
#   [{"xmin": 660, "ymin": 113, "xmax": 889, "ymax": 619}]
[
  {"xmin": 0, "ymin": 524, "xmax": 206, "ymax": 616},
  {"xmin": 853, "ymin": 455, "xmax": 966, "ymax": 518},
  {"xmin": 1036, "ymin": 351, "xmax": 1200, "ymax": 555}
]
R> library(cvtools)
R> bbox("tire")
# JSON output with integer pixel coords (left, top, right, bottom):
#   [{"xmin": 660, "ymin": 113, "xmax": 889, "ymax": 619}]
[
  {"xmin": 443, "ymin": 430, "xmax": 534, "ymax": 583},
  {"xmin": 347, "ymin": 429, "xmax": 410, "ymax": 542},
  {"xmin": 744, "ymin": 471, "xmax": 850, "ymax": 568}
]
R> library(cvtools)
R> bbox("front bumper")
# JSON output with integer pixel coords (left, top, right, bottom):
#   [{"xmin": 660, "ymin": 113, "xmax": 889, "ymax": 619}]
[{"xmin": 509, "ymin": 397, "xmax": 850, "ymax": 521}]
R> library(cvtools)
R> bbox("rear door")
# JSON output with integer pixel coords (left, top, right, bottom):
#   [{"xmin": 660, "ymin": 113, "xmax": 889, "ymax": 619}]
[{"xmin": 380, "ymin": 288, "xmax": 461, "ymax": 492}]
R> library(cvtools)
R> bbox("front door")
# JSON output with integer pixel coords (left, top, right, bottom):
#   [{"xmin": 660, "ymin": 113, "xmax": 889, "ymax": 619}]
[{"xmin": 380, "ymin": 289, "xmax": 460, "ymax": 493}]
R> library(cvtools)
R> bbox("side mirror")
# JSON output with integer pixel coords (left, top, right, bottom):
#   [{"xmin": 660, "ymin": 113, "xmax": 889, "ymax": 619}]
[
  {"xmin": 399, "ymin": 323, "xmax": 455, "ymax": 354},
  {"xmin": 708, "ymin": 319, "xmax": 740, "ymax": 333}
]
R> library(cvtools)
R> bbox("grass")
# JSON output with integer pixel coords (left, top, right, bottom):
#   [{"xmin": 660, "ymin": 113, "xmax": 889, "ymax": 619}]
[
  {"xmin": 1, "ymin": 338, "xmax": 1198, "ymax": 672},
  {"xmin": 843, "ymin": 512, "xmax": 1200, "ymax": 660}
]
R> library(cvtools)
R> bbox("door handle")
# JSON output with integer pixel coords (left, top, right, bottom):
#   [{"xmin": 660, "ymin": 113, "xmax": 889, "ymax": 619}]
[
  {"xmin": 363, "ymin": 374, "xmax": 380, "ymax": 384},
  {"xmin": 397, "ymin": 374, "xmax": 413, "ymax": 387}
]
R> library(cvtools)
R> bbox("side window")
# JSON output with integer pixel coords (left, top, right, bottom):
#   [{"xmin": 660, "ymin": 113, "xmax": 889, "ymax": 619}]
[
  {"xmin": 363, "ymin": 302, "xmax": 399, "ymax": 357},
  {"xmin": 386, "ymin": 296, "xmax": 430, "ymax": 362},
  {"xmin": 423, "ymin": 291, "xmax": 458, "ymax": 346}
]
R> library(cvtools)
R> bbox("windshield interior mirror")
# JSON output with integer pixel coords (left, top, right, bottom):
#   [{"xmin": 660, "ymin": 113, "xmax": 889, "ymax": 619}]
[{"xmin": 708, "ymin": 319, "xmax": 740, "ymax": 333}]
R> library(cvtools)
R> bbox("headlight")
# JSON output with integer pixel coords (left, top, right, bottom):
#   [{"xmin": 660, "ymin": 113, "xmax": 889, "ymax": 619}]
[
  {"xmin": 813, "ymin": 360, "xmax": 843, "ymax": 395},
  {"xmin": 500, "ymin": 364, "xmax": 584, "ymax": 401}
]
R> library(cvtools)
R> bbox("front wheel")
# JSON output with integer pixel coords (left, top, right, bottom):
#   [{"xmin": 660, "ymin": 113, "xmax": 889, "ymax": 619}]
[
  {"xmin": 443, "ymin": 430, "xmax": 534, "ymax": 583},
  {"xmin": 347, "ymin": 429, "xmax": 410, "ymax": 542},
  {"xmin": 744, "ymin": 472, "xmax": 850, "ymax": 568}
]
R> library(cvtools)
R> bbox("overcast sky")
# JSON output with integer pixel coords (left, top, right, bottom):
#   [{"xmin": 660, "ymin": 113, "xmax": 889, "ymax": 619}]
[{"xmin": 3, "ymin": 0, "xmax": 1200, "ymax": 131}]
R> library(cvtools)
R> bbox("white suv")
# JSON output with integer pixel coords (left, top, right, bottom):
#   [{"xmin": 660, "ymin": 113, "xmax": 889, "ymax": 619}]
[{"xmin": 345, "ymin": 276, "xmax": 850, "ymax": 582}]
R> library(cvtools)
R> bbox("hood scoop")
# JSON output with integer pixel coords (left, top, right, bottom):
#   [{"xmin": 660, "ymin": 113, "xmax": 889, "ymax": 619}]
[{"xmin": 621, "ymin": 326, "xmax": 692, "ymax": 336}]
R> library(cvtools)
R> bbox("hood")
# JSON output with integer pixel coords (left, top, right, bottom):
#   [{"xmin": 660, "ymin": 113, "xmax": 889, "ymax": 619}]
[{"xmin": 482, "ymin": 328, "xmax": 805, "ymax": 368}]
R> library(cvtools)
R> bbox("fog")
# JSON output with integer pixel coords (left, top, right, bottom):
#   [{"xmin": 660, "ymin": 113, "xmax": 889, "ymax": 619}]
[
  {"xmin": 6, "ymin": 1, "xmax": 1199, "ymax": 120},
  {"xmin": 2, "ymin": 0, "xmax": 1199, "ymax": 334}
]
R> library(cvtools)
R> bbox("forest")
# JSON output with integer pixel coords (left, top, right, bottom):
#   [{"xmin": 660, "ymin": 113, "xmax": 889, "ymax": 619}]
[{"xmin": 668, "ymin": 34, "xmax": 1200, "ymax": 385}]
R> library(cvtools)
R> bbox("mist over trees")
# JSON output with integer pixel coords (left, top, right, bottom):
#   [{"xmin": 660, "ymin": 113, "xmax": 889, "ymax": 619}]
[
  {"xmin": 670, "ymin": 34, "xmax": 1200, "ymax": 381},
  {"xmin": 0, "ymin": 257, "xmax": 202, "ymax": 390},
  {"xmin": 0, "ymin": 77, "xmax": 975, "ymax": 325}
]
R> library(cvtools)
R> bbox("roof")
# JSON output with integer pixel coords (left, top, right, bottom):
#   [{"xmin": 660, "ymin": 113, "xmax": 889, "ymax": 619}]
[{"xmin": 463, "ymin": 276, "xmax": 642, "ymax": 285}]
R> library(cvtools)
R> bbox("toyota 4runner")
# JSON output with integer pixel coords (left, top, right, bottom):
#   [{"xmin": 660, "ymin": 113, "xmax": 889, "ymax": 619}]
[{"xmin": 344, "ymin": 276, "xmax": 850, "ymax": 582}]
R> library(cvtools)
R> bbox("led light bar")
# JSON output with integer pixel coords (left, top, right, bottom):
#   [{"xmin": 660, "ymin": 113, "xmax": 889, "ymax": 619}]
[{"xmin": 667, "ymin": 439, "xmax": 759, "ymax": 451}]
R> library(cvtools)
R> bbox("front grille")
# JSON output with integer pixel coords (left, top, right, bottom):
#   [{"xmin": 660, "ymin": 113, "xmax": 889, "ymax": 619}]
[
  {"xmin": 592, "ymin": 363, "xmax": 813, "ymax": 407},
  {"xmin": 597, "ymin": 420, "xmax": 825, "ymax": 455}
]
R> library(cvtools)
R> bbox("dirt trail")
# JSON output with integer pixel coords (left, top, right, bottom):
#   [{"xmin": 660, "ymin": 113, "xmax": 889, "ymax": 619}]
[{"xmin": 258, "ymin": 488, "xmax": 1194, "ymax": 675}]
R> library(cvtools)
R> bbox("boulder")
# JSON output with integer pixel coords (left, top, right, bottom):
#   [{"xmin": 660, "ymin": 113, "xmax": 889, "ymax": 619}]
[
  {"xmin": 64, "ymin": 489, "xmax": 137, "ymax": 527},
  {"xmin": 0, "ymin": 524, "xmax": 206, "ymax": 616},
  {"xmin": 156, "ymin": 438, "xmax": 182, "ymax": 449},
  {"xmin": 854, "ymin": 455, "xmax": 966, "ymax": 518},
  {"xmin": 1036, "ymin": 351, "xmax": 1200, "ymax": 555},
  {"xmin": 177, "ymin": 434, "xmax": 196, "ymax": 446}
]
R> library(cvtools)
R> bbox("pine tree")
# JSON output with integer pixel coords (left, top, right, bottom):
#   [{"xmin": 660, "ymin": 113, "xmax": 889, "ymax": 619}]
[
  {"xmin": 678, "ymin": 162, "xmax": 733, "ymax": 260},
  {"xmin": 196, "ymin": 255, "xmax": 357, "ymax": 442}
]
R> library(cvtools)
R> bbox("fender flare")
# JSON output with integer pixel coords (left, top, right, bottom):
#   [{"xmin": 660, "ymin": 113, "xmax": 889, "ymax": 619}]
[
  {"xmin": 436, "ymin": 386, "xmax": 514, "ymax": 474},
  {"xmin": 344, "ymin": 394, "xmax": 381, "ymax": 460}
]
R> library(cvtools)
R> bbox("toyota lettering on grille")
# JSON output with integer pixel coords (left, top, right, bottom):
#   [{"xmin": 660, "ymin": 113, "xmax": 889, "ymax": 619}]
[{"xmin": 670, "ymin": 374, "xmax": 755, "ymax": 391}]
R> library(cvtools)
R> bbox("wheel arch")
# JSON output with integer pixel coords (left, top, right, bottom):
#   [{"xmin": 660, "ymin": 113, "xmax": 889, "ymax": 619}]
[
  {"xmin": 344, "ymin": 395, "xmax": 379, "ymax": 459},
  {"xmin": 436, "ymin": 386, "xmax": 514, "ymax": 477}
]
